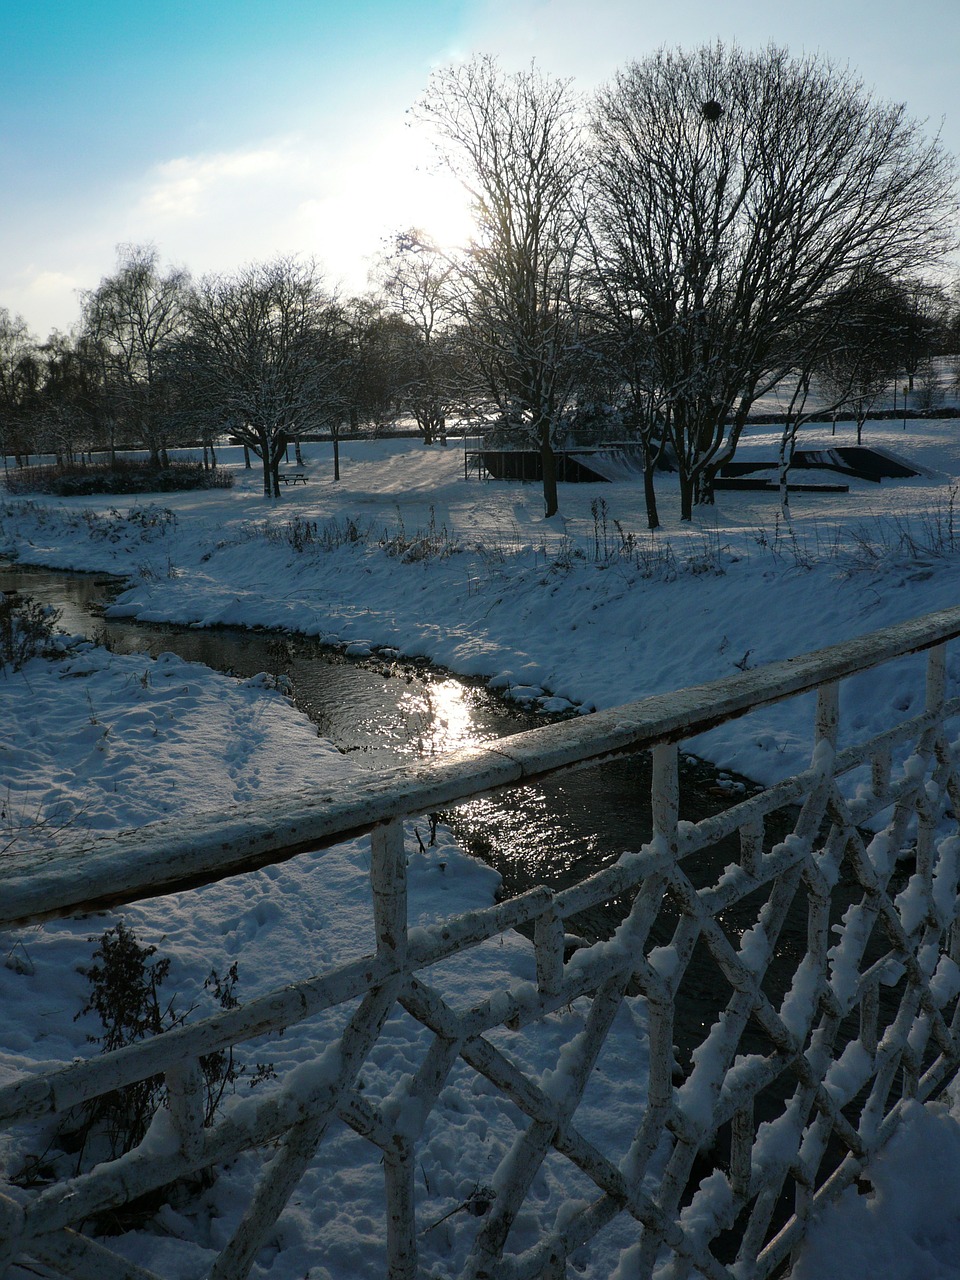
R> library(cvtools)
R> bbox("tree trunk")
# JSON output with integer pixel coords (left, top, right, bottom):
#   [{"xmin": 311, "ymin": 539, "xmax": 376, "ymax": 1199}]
[
  {"xmin": 260, "ymin": 432, "xmax": 274, "ymax": 497},
  {"xmin": 679, "ymin": 471, "xmax": 695, "ymax": 522},
  {"xmin": 698, "ymin": 467, "xmax": 716, "ymax": 506},
  {"xmin": 643, "ymin": 459, "xmax": 660, "ymax": 530},
  {"xmin": 540, "ymin": 436, "xmax": 559, "ymax": 518},
  {"xmin": 778, "ymin": 428, "xmax": 793, "ymax": 521}
]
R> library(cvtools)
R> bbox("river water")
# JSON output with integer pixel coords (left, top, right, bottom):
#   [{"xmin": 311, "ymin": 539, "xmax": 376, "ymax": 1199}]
[
  {"xmin": 3, "ymin": 563, "xmax": 778, "ymax": 1052},
  {"xmin": 1, "ymin": 561, "xmax": 763, "ymax": 895}
]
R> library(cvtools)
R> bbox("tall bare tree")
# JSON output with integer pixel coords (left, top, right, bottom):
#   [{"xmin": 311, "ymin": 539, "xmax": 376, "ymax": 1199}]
[
  {"xmin": 376, "ymin": 231, "xmax": 461, "ymax": 445},
  {"xmin": 337, "ymin": 295, "xmax": 408, "ymax": 435},
  {"xmin": 886, "ymin": 277, "xmax": 952, "ymax": 394},
  {"xmin": 579, "ymin": 270, "xmax": 674, "ymax": 529},
  {"xmin": 181, "ymin": 258, "xmax": 343, "ymax": 497},
  {"xmin": 816, "ymin": 271, "xmax": 909, "ymax": 445},
  {"xmin": 0, "ymin": 308, "xmax": 38, "ymax": 467},
  {"xmin": 32, "ymin": 332, "xmax": 105, "ymax": 465},
  {"xmin": 417, "ymin": 56, "xmax": 588, "ymax": 517},
  {"xmin": 589, "ymin": 43, "xmax": 957, "ymax": 519},
  {"xmin": 81, "ymin": 244, "xmax": 190, "ymax": 466}
]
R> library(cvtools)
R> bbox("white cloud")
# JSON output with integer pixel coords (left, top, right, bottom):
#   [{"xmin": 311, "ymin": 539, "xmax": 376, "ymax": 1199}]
[
  {"xmin": 1, "ymin": 270, "xmax": 85, "ymax": 337},
  {"xmin": 137, "ymin": 146, "xmax": 304, "ymax": 221},
  {"xmin": 125, "ymin": 123, "xmax": 473, "ymax": 295}
]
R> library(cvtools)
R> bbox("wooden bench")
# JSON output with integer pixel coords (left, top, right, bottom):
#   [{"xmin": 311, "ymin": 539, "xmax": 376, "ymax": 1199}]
[{"xmin": 277, "ymin": 472, "xmax": 308, "ymax": 485}]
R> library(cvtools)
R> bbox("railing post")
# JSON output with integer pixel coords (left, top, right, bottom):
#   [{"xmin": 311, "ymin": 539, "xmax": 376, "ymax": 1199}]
[
  {"xmin": 370, "ymin": 818, "xmax": 416, "ymax": 1278},
  {"xmin": 730, "ymin": 1102, "xmax": 754, "ymax": 1199},
  {"xmin": 917, "ymin": 645, "xmax": 948, "ymax": 883},
  {"xmin": 371, "ymin": 819, "xmax": 408, "ymax": 964},
  {"xmin": 740, "ymin": 816, "xmax": 763, "ymax": 879},
  {"xmin": 646, "ymin": 738, "xmax": 682, "ymax": 1252},
  {"xmin": 651, "ymin": 742, "xmax": 679, "ymax": 847},
  {"xmin": 926, "ymin": 643, "xmax": 947, "ymax": 713},
  {"xmin": 0, "ymin": 1190, "xmax": 25, "ymax": 1274},
  {"xmin": 384, "ymin": 1148, "xmax": 417, "ymax": 1280},
  {"xmin": 815, "ymin": 681, "xmax": 839, "ymax": 753},
  {"xmin": 871, "ymin": 745, "xmax": 892, "ymax": 803},
  {"xmin": 166, "ymin": 1060, "xmax": 206, "ymax": 1162},
  {"xmin": 859, "ymin": 979, "xmax": 880, "ymax": 1057},
  {"xmin": 535, "ymin": 903, "xmax": 565, "ymax": 998}
]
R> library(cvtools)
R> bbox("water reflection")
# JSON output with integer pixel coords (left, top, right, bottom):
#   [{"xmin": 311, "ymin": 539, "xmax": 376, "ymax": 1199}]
[
  {"xmin": 399, "ymin": 677, "xmax": 490, "ymax": 757},
  {"xmin": 0, "ymin": 563, "xmax": 755, "ymax": 926},
  {"xmin": 0, "ymin": 563, "xmax": 547, "ymax": 772}
]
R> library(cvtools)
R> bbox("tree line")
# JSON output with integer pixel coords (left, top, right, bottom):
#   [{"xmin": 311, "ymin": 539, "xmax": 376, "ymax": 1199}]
[{"xmin": 2, "ymin": 44, "xmax": 958, "ymax": 517}]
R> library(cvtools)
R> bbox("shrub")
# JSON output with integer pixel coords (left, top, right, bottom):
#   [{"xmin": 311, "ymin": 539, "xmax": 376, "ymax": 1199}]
[
  {"xmin": 4, "ymin": 458, "xmax": 233, "ymax": 496},
  {"xmin": 0, "ymin": 591, "xmax": 63, "ymax": 673},
  {"xmin": 14, "ymin": 922, "xmax": 275, "ymax": 1186},
  {"xmin": 265, "ymin": 513, "xmax": 369, "ymax": 553},
  {"xmin": 380, "ymin": 506, "xmax": 461, "ymax": 562},
  {"xmin": 79, "ymin": 503, "xmax": 178, "ymax": 544}
]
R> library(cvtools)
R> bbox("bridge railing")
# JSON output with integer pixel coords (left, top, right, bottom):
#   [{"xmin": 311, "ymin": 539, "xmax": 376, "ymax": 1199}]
[{"xmin": 3, "ymin": 608, "xmax": 960, "ymax": 1279}]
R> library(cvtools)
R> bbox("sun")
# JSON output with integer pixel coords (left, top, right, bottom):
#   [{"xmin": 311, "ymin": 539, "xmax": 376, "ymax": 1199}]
[{"xmin": 390, "ymin": 131, "xmax": 478, "ymax": 259}]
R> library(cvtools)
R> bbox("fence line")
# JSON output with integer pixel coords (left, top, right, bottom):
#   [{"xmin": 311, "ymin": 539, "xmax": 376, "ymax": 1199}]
[{"xmin": 3, "ymin": 607, "xmax": 960, "ymax": 1278}]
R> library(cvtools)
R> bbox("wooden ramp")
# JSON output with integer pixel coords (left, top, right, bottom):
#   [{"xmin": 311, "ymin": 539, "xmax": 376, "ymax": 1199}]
[
  {"xmin": 714, "ymin": 476, "xmax": 849, "ymax": 493},
  {"xmin": 479, "ymin": 449, "xmax": 613, "ymax": 482},
  {"xmin": 721, "ymin": 445, "xmax": 923, "ymax": 486}
]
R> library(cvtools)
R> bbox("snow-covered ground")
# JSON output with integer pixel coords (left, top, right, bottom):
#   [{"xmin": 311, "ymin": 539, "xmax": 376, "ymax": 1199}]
[{"xmin": 4, "ymin": 417, "xmax": 960, "ymax": 1277}]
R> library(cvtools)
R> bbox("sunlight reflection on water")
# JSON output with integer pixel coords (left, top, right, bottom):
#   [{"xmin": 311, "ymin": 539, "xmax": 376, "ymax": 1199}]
[
  {"xmin": 398, "ymin": 677, "xmax": 498, "ymax": 756},
  {"xmin": 0, "ymin": 563, "xmax": 752, "ymax": 932}
]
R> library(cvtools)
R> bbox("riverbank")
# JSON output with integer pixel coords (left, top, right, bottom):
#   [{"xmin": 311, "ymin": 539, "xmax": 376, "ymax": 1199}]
[
  {"xmin": 4, "ymin": 422, "xmax": 960, "ymax": 1277},
  {"xmin": 5, "ymin": 420, "xmax": 960, "ymax": 787}
]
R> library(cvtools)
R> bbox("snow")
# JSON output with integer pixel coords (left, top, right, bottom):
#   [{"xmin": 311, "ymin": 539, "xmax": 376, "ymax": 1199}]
[{"xmin": 4, "ymin": 417, "xmax": 960, "ymax": 1275}]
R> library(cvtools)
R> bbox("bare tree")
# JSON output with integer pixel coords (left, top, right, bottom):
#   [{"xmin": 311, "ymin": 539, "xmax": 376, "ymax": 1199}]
[
  {"xmin": 0, "ymin": 308, "xmax": 39, "ymax": 468},
  {"xmin": 817, "ymin": 270, "xmax": 910, "ymax": 445},
  {"xmin": 889, "ymin": 277, "xmax": 952, "ymax": 394},
  {"xmin": 376, "ymin": 231, "xmax": 462, "ymax": 445},
  {"xmin": 81, "ymin": 245, "xmax": 190, "ymax": 466},
  {"xmin": 337, "ymin": 295, "xmax": 408, "ymax": 435},
  {"xmin": 181, "ymin": 258, "xmax": 343, "ymax": 497},
  {"xmin": 580, "ymin": 269, "xmax": 674, "ymax": 528},
  {"xmin": 33, "ymin": 332, "xmax": 105, "ymax": 465},
  {"xmin": 417, "ymin": 56, "xmax": 588, "ymax": 517},
  {"xmin": 589, "ymin": 43, "xmax": 957, "ymax": 519}
]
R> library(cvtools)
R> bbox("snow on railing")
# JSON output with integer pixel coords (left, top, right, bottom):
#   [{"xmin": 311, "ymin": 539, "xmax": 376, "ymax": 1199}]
[{"xmin": 4, "ymin": 607, "xmax": 960, "ymax": 1279}]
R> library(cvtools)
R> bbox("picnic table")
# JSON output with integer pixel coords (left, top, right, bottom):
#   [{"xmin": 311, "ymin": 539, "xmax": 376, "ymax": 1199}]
[{"xmin": 277, "ymin": 472, "xmax": 308, "ymax": 485}]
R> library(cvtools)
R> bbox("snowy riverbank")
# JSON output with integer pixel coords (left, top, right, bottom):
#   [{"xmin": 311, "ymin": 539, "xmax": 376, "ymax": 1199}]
[{"xmin": 4, "ymin": 421, "xmax": 960, "ymax": 1277}]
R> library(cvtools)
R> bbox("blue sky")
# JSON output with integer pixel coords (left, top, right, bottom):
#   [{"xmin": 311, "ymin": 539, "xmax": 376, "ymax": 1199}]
[{"xmin": 2, "ymin": 0, "xmax": 958, "ymax": 337}]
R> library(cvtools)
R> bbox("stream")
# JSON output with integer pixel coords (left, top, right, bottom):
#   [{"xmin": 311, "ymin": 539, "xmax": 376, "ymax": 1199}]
[
  {"xmin": 2, "ymin": 562, "xmax": 777, "ymax": 1053},
  {"xmin": 1, "ymin": 562, "xmax": 762, "ymax": 895}
]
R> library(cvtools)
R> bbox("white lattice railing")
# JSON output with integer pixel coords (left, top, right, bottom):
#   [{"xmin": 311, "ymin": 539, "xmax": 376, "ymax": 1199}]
[{"xmin": 4, "ymin": 608, "xmax": 960, "ymax": 1279}]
